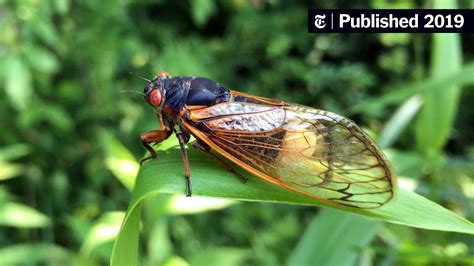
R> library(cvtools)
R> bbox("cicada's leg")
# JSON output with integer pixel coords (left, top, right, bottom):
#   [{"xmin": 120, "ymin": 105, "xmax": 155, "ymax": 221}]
[
  {"xmin": 175, "ymin": 131, "xmax": 192, "ymax": 197},
  {"xmin": 140, "ymin": 130, "xmax": 172, "ymax": 165},
  {"xmin": 192, "ymin": 139, "xmax": 248, "ymax": 183}
]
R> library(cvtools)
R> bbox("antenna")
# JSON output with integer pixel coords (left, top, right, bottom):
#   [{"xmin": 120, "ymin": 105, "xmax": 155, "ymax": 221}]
[
  {"xmin": 121, "ymin": 90, "xmax": 146, "ymax": 96},
  {"xmin": 129, "ymin": 72, "xmax": 152, "ymax": 83}
]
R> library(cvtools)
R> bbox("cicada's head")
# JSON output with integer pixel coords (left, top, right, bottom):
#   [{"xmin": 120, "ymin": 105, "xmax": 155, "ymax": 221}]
[
  {"xmin": 143, "ymin": 71, "xmax": 230, "ymax": 121},
  {"xmin": 143, "ymin": 72, "xmax": 171, "ymax": 111}
]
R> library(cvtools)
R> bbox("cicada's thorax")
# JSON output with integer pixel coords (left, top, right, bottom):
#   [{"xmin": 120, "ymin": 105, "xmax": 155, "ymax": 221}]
[{"xmin": 160, "ymin": 77, "xmax": 231, "ymax": 130}]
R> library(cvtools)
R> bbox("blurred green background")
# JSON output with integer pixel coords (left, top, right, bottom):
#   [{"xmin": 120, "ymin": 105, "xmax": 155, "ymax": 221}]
[{"xmin": 1, "ymin": 0, "xmax": 473, "ymax": 265}]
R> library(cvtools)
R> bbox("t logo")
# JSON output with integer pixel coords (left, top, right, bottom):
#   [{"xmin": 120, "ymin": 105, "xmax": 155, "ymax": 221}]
[{"xmin": 314, "ymin": 14, "xmax": 326, "ymax": 29}]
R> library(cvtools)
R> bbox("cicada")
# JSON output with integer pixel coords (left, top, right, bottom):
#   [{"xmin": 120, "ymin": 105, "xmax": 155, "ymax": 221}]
[{"xmin": 138, "ymin": 72, "xmax": 396, "ymax": 208}]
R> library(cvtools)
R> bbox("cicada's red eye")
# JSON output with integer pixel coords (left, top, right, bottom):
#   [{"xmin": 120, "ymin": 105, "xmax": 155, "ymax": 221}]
[{"xmin": 150, "ymin": 89, "xmax": 162, "ymax": 106}]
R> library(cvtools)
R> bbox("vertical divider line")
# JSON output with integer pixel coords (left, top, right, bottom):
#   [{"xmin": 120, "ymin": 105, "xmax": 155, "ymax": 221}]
[{"xmin": 331, "ymin": 13, "xmax": 334, "ymax": 30}]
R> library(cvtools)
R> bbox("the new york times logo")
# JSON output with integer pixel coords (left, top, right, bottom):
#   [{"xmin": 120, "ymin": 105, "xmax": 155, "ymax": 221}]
[
  {"xmin": 308, "ymin": 9, "xmax": 473, "ymax": 33},
  {"xmin": 314, "ymin": 14, "xmax": 326, "ymax": 29}
]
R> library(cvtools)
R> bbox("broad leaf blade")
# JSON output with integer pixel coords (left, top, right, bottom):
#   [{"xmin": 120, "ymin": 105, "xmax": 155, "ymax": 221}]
[{"xmin": 111, "ymin": 139, "xmax": 474, "ymax": 265}]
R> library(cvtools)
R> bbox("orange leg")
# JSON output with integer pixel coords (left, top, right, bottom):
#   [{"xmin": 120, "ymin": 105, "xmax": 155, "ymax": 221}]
[{"xmin": 140, "ymin": 130, "xmax": 172, "ymax": 165}]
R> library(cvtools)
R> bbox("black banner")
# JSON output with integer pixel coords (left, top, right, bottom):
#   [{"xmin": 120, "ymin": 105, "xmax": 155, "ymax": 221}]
[{"xmin": 308, "ymin": 9, "xmax": 473, "ymax": 33}]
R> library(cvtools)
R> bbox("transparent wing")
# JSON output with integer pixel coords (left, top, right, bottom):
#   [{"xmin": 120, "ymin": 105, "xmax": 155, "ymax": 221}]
[{"xmin": 188, "ymin": 103, "xmax": 396, "ymax": 208}]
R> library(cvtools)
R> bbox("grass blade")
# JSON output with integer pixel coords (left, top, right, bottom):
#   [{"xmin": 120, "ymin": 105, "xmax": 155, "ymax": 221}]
[
  {"xmin": 350, "ymin": 63, "xmax": 473, "ymax": 114},
  {"xmin": 415, "ymin": 0, "xmax": 462, "ymax": 154},
  {"xmin": 288, "ymin": 209, "xmax": 380, "ymax": 266},
  {"xmin": 378, "ymin": 95, "xmax": 423, "ymax": 148}
]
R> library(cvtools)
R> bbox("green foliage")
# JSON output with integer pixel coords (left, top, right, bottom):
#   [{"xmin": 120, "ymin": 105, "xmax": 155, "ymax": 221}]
[
  {"xmin": 416, "ymin": 0, "xmax": 462, "ymax": 156},
  {"xmin": 111, "ymin": 139, "xmax": 473, "ymax": 265},
  {"xmin": 288, "ymin": 209, "xmax": 381, "ymax": 266},
  {"xmin": 1, "ymin": 0, "xmax": 473, "ymax": 265}
]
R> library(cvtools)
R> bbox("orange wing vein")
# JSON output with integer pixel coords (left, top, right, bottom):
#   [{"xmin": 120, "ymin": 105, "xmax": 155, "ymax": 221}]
[{"xmin": 182, "ymin": 101, "xmax": 396, "ymax": 208}]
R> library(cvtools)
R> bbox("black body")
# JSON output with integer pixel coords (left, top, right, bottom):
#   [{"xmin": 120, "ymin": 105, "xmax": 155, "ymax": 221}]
[{"xmin": 144, "ymin": 76, "xmax": 230, "ymax": 114}]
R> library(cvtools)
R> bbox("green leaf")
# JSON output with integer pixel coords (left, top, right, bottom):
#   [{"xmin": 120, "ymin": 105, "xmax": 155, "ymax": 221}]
[
  {"xmin": 0, "ymin": 244, "xmax": 71, "ymax": 265},
  {"xmin": 416, "ymin": 0, "xmax": 462, "ymax": 155},
  {"xmin": 188, "ymin": 247, "xmax": 251, "ymax": 266},
  {"xmin": 157, "ymin": 194, "xmax": 237, "ymax": 216},
  {"xmin": 142, "ymin": 194, "xmax": 237, "ymax": 264},
  {"xmin": 53, "ymin": 0, "xmax": 70, "ymax": 15},
  {"xmin": 0, "ymin": 202, "xmax": 50, "ymax": 228},
  {"xmin": 147, "ymin": 218, "xmax": 173, "ymax": 265},
  {"xmin": 80, "ymin": 211, "xmax": 125, "ymax": 257},
  {"xmin": 350, "ymin": 63, "xmax": 474, "ymax": 114},
  {"xmin": 31, "ymin": 17, "xmax": 59, "ymax": 49},
  {"xmin": 0, "ymin": 143, "xmax": 29, "ymax": 179},
  {"xmin": 288, "ymin": 209, "xmax": 381, "ymax": 266},
  {"xmin": 0, "ymin": 144, "xmax": 30, "ymax": 161},
  {"xmin": 378, "ymin": 95, "xmax": 423, "ymax": 148},
  {"xmin": 162, "ymin": 256, "xmax": 188, "ymax": 266},
  {"xmin": 191, "ymin": 0, "xmax": 216, "ymax": 27},
  {"xmin": 111, "ymin": 139, "xmax": 474, "ymax": 265},
  {"xmin": 16, "ymin": 101, "xmax": 73, "ymax": 131},
  {"xmin": 22, "ymin": 44, "xmax": 60, "ymax": 74},
  {"xmin": 110, "ymin": 204, "xmax": 141, "ymax": 266},
  {"xmin": 100, "ymin": 130, "xmax": 139, "ymax": 191},
  {"xmin": 4, "ymin": 56, "xmax": 32, "ymax": 111},
  {"xmin": 0, "ymin": 161, "xmax": 22, "ymax": 180}
]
